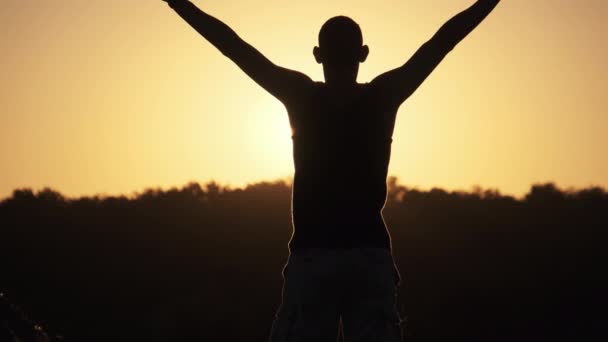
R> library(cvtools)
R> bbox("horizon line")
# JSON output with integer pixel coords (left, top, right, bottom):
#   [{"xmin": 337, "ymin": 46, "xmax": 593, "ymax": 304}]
[{"xmin": 2, "ymin": 176, "xmax": 606, "ymax": 203}]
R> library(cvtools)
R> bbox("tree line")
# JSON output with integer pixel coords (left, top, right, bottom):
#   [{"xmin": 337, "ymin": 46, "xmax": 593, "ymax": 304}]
[{"xmin": 1, "ymin": 178, "xmax": 607, "ymax": 341}]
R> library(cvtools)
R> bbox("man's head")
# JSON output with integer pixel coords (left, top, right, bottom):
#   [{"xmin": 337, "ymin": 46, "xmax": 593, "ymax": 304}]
[{"xmin": 314, "ymin": 16, "xmax": 369, "ymax": 84}]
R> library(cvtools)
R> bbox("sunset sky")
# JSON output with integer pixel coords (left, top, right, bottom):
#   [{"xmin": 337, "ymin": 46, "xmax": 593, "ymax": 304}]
[{"xmin": 1, "ymin": 0, "xmax": 606, "ymax": 199}]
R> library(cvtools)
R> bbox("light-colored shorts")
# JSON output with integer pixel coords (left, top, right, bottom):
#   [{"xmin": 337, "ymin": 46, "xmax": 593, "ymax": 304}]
[{"xmin": 269, "ymin": 248, "xmax": 403, "ymax": 342}]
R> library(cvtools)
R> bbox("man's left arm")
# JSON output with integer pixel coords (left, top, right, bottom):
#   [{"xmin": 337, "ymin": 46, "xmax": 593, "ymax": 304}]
[{"xmin": 370, "ymin": 0, "xmax": 501, "ymax": 109}]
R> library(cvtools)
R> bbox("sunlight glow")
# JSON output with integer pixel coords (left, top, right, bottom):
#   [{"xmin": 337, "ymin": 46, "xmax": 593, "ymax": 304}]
[{"xmin": 0, "ymin": 0, "xmax": 607, "ymax": 198}]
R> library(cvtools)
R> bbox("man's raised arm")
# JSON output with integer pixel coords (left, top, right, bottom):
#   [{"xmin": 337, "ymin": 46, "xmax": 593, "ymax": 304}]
[
  {"xmin": 371, "ymin": 0, "xmax": 501, "ymax": 108},
  {"xmin": 163, "ymin": 0, "xmax": 312, "ymax": 104}
]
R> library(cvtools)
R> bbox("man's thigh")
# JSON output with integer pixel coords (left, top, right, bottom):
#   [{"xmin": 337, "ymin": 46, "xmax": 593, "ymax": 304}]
[
  {"xmin": 340, "ymin": 248, "xmax": 403, "ymax": 342},
  {"xmin": 270, "ymin": 249, "xmax": 342, "ymax": 342}
]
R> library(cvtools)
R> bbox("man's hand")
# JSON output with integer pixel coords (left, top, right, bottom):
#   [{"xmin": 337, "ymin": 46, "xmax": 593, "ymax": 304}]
[{"xmin": 162, "ymin": 0, "xmax": 187, "ymax": 8}]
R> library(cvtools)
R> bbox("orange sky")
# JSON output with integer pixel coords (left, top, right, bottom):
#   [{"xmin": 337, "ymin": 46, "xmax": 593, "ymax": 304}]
[{"xmin": 1, "ymin": 0, "xmax": 607, "ymax": 199}]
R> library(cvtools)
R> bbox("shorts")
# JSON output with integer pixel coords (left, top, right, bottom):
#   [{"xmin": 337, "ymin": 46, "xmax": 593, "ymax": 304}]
[{"xmin": 269, "ymin": 248, "xmax": 403, "ymax": 342}]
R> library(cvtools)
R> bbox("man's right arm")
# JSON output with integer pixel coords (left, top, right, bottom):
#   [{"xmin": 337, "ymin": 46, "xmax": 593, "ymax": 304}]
[
  {"xmin": 164, "ymin": 0, "xmax": 312, "ymax": 105},
  {"xmin": 370, "ymin": 0, "xmax": 501, "ymax": 109}
]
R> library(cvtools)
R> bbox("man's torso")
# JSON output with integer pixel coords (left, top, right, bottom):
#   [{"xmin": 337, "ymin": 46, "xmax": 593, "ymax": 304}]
[{"xmin": 285, "ymin": 81, "xmax": 399, "ymax": 251}]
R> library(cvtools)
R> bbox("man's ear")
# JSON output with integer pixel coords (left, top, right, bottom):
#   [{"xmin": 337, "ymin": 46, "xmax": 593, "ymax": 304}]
[
  {"xmin": 313, "ymin": 46, "xmax": 323, "ymax": 64},
  {"xmin": 360, "ymin": 45, "xmax": 370, "ymax": 63}
]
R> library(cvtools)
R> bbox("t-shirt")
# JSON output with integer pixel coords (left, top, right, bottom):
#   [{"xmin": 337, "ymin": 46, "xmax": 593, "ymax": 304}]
[{"xmin": 285, "ymin": 81, "xmax": 399, "ymax": 251}]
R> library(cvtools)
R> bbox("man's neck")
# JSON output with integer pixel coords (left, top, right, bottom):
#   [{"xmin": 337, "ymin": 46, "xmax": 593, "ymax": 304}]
[{"xmin": 323, "ymin": 79, "xmax": 360, "ymax": 90}]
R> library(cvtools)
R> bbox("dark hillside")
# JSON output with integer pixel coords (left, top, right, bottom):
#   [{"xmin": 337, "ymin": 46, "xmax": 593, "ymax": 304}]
[{"xmin": 1, "ymin": 179, "xmax": 606, "ymax": 341}]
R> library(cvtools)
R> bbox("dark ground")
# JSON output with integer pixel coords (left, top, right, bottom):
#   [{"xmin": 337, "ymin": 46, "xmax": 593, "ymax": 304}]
[{"xmin": 1, "ymin": 178, "xmax": 607, "ymax": 341}]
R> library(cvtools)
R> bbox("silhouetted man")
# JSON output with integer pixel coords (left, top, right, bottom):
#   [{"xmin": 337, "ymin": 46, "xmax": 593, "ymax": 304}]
[{"xmin": 163, "ymin": 0, "xmax": 500, "ymax": 340}]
